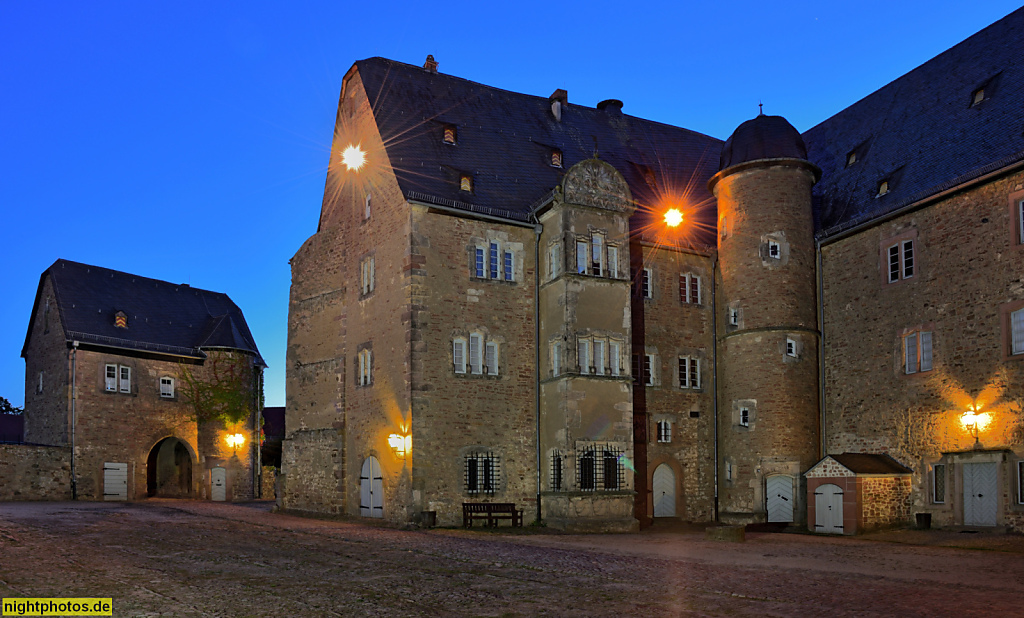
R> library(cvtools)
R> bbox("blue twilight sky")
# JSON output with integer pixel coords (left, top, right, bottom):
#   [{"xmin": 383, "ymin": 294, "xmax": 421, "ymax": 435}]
[{"xmin": 1, "ymin": 2, "xmax": 1020, "ymax": 408}]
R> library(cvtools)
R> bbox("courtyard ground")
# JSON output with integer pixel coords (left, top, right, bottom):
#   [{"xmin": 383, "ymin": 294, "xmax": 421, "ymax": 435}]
[{"xmin": 0, "ymin": 500, "xmax": 1021, "ymax": 617}]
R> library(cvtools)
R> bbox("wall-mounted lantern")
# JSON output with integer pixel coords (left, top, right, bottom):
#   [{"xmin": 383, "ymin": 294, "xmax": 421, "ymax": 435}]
[
  {"xmin": 225, "ymin": 433, "xmax": 245, "ymax": 453},
  {"xmin": 960, "ymin": 406, "xmax": 989, "ymax": 445},
  {"xmin": 387, "ymin": 433, "xmax": 411, "ymax": 458}
]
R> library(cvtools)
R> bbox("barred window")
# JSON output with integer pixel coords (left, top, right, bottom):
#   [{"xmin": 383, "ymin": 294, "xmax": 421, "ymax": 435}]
[
  {"xmin": 932, "ymin": 463, "xmax": 946, "ymax": 504},
  {"xmin": 465, "ymin": 452, "xmax": 499, "ymax": 495},
  {"xmin": 577, "ymin": 445, "xmax": 624, "ymax": 492},
  {"xmin": 550, "ymin": 451, "xmax": 564, "ymax": 491}
]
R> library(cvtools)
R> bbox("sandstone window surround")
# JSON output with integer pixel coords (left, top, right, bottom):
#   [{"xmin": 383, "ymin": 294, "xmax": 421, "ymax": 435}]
[
  {"xmin": 679, "ymin": 273, "xmax": 702, "ymax": 305},
  {"xmin": 471, "ymin": 241, "xmax": 516, "ymax": 283},
  {"xmin": 464, "ymin": 451, "xmax": 499, "ymax": 495},
  {"xmin": 932, "ymin": 463, "xmax": 946, "ymax": 504},
  {"xmin": 356, "ymin": 347, "xmax": 372, "ymax": 387},
  {"xmin": 903, "ymin": 330, "xmax": 933, "ymax": 374},
  {"xmin": 359, "ymin": 255, "xmax": 375, "ymax": 297},
  {"xmin": 677, "ymin": 355, "xmax": 701, "ymax": 389},
  {"xmin": 656, "ymin": 420, "xmax": 672, "ymax": 443},
  {"xmin": 577, "ymin": 444, "xmax": 624, "ymax": 492},
  {"xmin": 105, "ymin": 364, "xmax": 132, "ymax": 394},
  {"xmin": 576, "ymin": 335, "xmax": 623, "ymax": 377},
  {"xmin": 159, "ymin": 377, "xmax": 175, "ymax": 399},
  {"xmin": 573, "ymin": 232, "xmax": 620, "ymax": 279},
  {"xmin": 786, "ymin": 337, "xmax": 798, "ymax": 358}
]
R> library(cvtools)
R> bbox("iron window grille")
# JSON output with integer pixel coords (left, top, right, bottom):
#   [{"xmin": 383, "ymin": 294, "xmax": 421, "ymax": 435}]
[
  {"xmin": 550, "ymin": 451, "xmax": 564, "ymax": 491},
  {"xmin": 577, "ymin": 445, "xmax": 624, "ymax": 492},
  {"xmin": 465, "ymin": 452, "xmax": 499, "ymax": 495}
]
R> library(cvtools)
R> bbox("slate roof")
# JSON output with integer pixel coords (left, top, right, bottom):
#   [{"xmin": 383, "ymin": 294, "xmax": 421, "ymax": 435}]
[
  {"xmin": 719, "ymin": 114, "xmax": 808, "ymax": 170},
  {"xmin": 23, "ymin": 259, "xmax": 265, "ymax": 366},
  {"xmin": 354, "ymin": 57, "xmax": 723, "ymax": 246},
  {"xmin": 829, "ymin": 453, "xmax": 913, "ymax": 475},
  {"xmin": 804, "ymin": 7, "xmax": 1024, "ymax": 236}
]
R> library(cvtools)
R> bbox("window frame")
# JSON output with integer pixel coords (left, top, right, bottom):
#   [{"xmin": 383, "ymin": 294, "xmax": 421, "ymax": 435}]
[
  {"xmin": 578, "ymin": 338, "xmax": 591, "ymax": 375},
  {"xmin": 786, "ymin": 337, "xmax": 797, "ymax": 358},
  {"xmin": 465, "ymin": 452, "xmax": 499, "ymax": 496},
  {"xmin": 485, "ymin": 341, "xmax": 499, "ymax": 376},
  {"xmin": 903, "ymin": 330, "xmax": 933, "ymax": 374},
  {"xmin": 160, "ymin": 376, "xmax": 175, "ymax": 399},
  {"xmin": 453, "ymin": 338, "xmax": 467, "ymax": 374},
  {"xmin": 656, "ymin": 420, "xmax": 672, "ymax": 443},
  {"xmin": 609, "ymin": 342, "xmax": 621, "ymax": 376},
  {"xmin": 552, "ymin": 341, "xmax": 563, "ymax": 377},
  {"xmin": 593, "ymin": 340, "xmax": 606, "ymax": 376},
  {"xmin": 119, "ymin": 366, "xmax": 131, "ymax": 394},
  {"xmin": 607, "ymin": 245, "xmax": 619, "ymax": 279},
  {"xmin": 739, "ymin": 407, "xmax": 750, "ymax": 427},
  {"xmin": 577, "ymin": 445, "xmax": 624, "ymax": 492},
  {"xmin": 679, "ymin": 273, "xmax": 701, "ymax": 305},
  {"xmin": 503, "ymin": 250, "xmax": 514, "ymax": 282},
  {"xmin": 643, "ymin": 353, "xmax": 655, "ymax": 386},
  {"xmin": 105, "ymin": 364, "xmax": 117, "ymax": 392},
  {"xmin": 364, "ymin": 193, "xmax": 371, "ymax": 220},
  {"xmin": 576, "ymin": 240, "xmax": 588, "ymax": 275},
  {"xmin": 641, "ymin": 268, "xmax": 652, "ymax": 299},
  {"xmin": 767, "ymin": 240, "xmax": 781, "ymax": 259},
  {"xmin": 1012, "ymin": 308, "xmax": 1024, "ymax": 356},
  {"xmin": 1018, "ymin": 460, "xmax": 1024, "ymax": 505},
  {"xmin": 357, "ymin": 348, "xmax": 373, "ymax": 386},
  {"xmin": 550, "ymin": 450, "xmax": 564, "ymax": 491},
  {"xmin": 469, "ymin": 333, "xmax": 483, "ymax": 375},
  {"xmin": 932, "ymin": 463, "xmax": 946, "ymax": 504}
]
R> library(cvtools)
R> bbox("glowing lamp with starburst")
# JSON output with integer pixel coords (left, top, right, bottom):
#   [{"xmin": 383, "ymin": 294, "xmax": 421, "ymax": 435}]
[
  {"xmin": 341, "ymin": 144, "xmax": 366, "ymax": 171},
  {"xmin": 663, "ymin": 208, "xmax": 684, "ymax": 228}
]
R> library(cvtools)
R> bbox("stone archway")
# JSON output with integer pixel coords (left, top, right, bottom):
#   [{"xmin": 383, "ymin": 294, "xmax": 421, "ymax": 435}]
[{"xmin": 146, "ymin": 437, "xmax": 193, "ymax": 497}]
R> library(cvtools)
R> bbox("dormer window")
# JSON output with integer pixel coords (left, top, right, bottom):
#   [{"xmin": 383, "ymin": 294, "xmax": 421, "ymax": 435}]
[
  {"xmin": 443, "ymin": 125, "xmax": 457, "ymax": 145},
  {"xmin": 972, "ymin": 87, "xmax": 985, "ymax": 106},
  {"xmin": 551, "ymin": 149, "xmax": 562, "ymax": 168},
  {"xmin": 877, "ymin": 180, "xmax": 889, "ymax": 197},
  {"xmin": 460, "ymin": 174, "xmax": 472, "ymax": 192},
  {"xmin": 846, "ymin": 151, "xmax": 857, "ymax": 167}
]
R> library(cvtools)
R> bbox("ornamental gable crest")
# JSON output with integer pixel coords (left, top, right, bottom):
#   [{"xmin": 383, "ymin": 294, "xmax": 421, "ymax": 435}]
[{"xmin": 562, "ymin": 159, "xmax": 633, "ymax": 213}]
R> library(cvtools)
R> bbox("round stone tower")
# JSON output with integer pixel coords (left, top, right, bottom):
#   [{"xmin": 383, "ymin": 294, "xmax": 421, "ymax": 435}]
[{"xmin": 709, "ymin": 114, "xmax": 821, "ymax": 525}]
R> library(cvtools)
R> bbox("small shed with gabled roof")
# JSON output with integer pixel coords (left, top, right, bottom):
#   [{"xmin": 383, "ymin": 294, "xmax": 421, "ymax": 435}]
[{"xmin": 805, "ymin": 453, "xmax": 913, "ymax": 535}]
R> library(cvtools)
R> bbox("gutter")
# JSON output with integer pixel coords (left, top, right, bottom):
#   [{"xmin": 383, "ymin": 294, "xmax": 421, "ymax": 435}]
[
  {"xmin": 533, "ymin": 222, "xmax": 543, "ymax": 524},
  {"xmin": 816, "ymin": 240, "xmax": 826, "ymax": 459},
  {"xmin": 407, "ymin": 199, "xmax": 536, "ymax": 229},
  {"xmin": 710, "ymin": 254, "xmax": 719, "ymax": 522},
  {"xmin": 70, "ymin": 341, "xmax": 78, "ymax": 500}
]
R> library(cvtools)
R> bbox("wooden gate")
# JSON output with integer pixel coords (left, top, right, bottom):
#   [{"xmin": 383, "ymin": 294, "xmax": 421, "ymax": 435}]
[
  {"xmin": 211, "ymin": 467, "xmax": 226, "ymax": 501},
  {"xmin": 103, "ymin": 462, "xmax": 128, "ymax": 501},
  {"xmin": 360, "ymin": 456, "xmax": 384, "ymax": 518},
  {"xmin": 766, "ymin": 475, "xmax": 794, "ymax": 522},
  {"xmin": 814, "ymin": 483, "xmax": 843, "ymax": 533},
  {"xmin": 652, "ymin": 463, "xmax": 676, "ymax": 517},
  {"xmin": 963, "ymin": 462, "xmax": 997, "ymax": 526}
]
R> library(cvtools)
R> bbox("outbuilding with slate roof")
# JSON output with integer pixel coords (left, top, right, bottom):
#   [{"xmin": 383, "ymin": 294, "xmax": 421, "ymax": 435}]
[
  {"xmin": 18, "ymin": 259, "xmax": 265, "ymax": 502},
  {"xmin": 805, "ymin": 454, "xmax": 914, "ymax": 535}
]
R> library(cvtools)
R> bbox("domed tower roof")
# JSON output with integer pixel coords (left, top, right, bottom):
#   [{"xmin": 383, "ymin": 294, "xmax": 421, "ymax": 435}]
[{"xmin": 719, "ymin": 114, "xmax": 807, "ymax": 170}]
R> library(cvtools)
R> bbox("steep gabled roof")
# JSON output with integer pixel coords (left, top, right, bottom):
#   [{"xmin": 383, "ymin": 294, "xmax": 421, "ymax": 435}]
[
  {"xmin": 354, "ymin": 57, "xmax": 723, "ymax": 245},
  {"xmin": 22, "ymin": 259, "xmax": 265, "ymax": 366},
  {"xmin": 805, "ymin": 7, "xmax": 1024, "ymax": 236}
]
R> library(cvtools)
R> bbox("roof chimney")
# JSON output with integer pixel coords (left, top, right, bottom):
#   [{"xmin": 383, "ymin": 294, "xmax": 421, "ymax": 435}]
[
  {"xmin": 597, "ymin": 99, "xmax": 623, "ymax": 113},
  {"xmin": 549, "ymin": 89, "xmax": 568, "ymax": 121},
  {"xmin": 423, "ymin": 55, "xmax": 439, "ymax": 73}
]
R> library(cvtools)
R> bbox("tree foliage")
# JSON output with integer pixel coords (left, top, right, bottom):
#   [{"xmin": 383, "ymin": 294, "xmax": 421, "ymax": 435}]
[
  {"xmin": 177, "ymin": 355, "xmax": 254, "ymax": 425},
  {"xmin": 0, "ymin": 396, "xmax": 23, "ymax": 415}
]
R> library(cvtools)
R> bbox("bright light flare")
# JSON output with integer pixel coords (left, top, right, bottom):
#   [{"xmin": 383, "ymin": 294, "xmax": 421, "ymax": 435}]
[
  {"xmin": 225, "ymin": 433, "xmax": 245, "ymax": 449},
  {"xmin": 960, "ymin": 409, "xmax": 991, "ymax": 433},
  {"xmin": 341, "ymin": 144, "xmax": 366, "ymax": 171},
  {"xmin": 663, "ymin": 208, "xmax": 684, "ymax": 227},
  {"xmin": 388, "ymin": 433, "xmax": 411, "ymax": 457}
]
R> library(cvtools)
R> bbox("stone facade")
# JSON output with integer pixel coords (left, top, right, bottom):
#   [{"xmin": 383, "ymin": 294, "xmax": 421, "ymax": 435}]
[{"xmin": 0, "ymin": 444, "xmax": 71, "ymax": 500}]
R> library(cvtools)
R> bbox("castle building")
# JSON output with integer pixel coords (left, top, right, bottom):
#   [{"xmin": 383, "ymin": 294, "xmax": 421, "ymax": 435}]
[
  {"xmin": 283, "ymin": 9, "xmax": 1024, "ymax": 532},
  {"xmin": 18, "ymin": 260, "xmax": 266, "ymax": 502}
]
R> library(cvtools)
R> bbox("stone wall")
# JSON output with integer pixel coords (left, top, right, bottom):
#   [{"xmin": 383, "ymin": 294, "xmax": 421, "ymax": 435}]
[
  {"xmin": 280, "ymin": 428, "xmax": 344, "ymax": 514},
  {"xmin": 22, "ymin": 275, "xmax": 70, "ymax": 446},
  {"xmin": 859, "ymin": 476, "xmax": 912, "ymax": 530},
  {"xmin": 0, "ymin": 444, "xmax": 71, "ymax": 500}
]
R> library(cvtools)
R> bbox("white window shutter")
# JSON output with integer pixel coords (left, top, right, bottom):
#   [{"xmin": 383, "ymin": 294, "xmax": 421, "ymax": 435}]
[
  {"xmin": 609, "ymin": 342, "xmax": 620, "ymax": 376},
  {"xmin": 1012, "ymin": 309, "xmax": 1024, "ymax": 354},
  {"xmin": 905, "ymin": 333, "xmax": 918, "ymax": 374},
  {"xmin": 470, "ymin": 334, "xmax": 482, "ymax": 374},
  {"xmin": 920, "ymin": 332, "xmax": 933, "ymax": 371},
  {"xmin": 453, "ymin": 340, "xmax": 466, "ymax": 374},
  {"xmin": 369, "ymin": 257, "xmax": 375, "ymax": 292},
  {"xmin": 578, "ymin": 339, "xmax": 590, "ymax": 374}
]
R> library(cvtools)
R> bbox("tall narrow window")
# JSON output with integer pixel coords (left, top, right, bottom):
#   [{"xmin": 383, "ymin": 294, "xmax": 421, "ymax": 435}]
[
  {"xmin": 579, "ymin": 451, "xmax": 595, "ymax": 491},
  {"xmin": 641, "ymin": 268, "xmax": 652, "ymax": 299},
  {"xmin": 888, "ymin": 245, "xmax": 900, "ymax": 282},
  {"xmin": 552, "ymin": 341, "xmax": 563, "ymax": 377},
  {"xmin": 576, "ymin": 240, "xmax": 588, "ymax": 275},
  {"xmin": 474, "ymin": 247, "xmax": 485, "ymax": 278},
  {"xmin": 1012, "ymin": 308, "xmax": 1024, "ymax": 355},
  {"xmin": 1018, "ymin": 460, "xmax": 1024, "ymax": 505},
  {"xmin": 678, "ymin": 356, "xmax": 700, "ymax": 389},
  {"xmin": 603, "ymin": 450, "xmax": 620, "ymax": 490},
  {"xmin": 905, "ymin": 332, "xmax": 918, "ymax": 375},
  {"xmin": 739, "ymin": 407, "xmax": 750, "ymax": 427},
  {"xmin": 465, "ymin": 452, "xmax": 498, "ymax": 495},
  {"xmin": 361, "ymin": 257, "xmax": 375, "ymax": 295},
  {"xmin": 609, "ymin": 342, "xmax": 621, "ymax": 376},
  {"xmin": 689, "ymin": 357, "xmax": 700, "ymax": 388},
  {"xmin": 786, "ymin": 338, "xmax": 797, "ymax": 358},
  {"xmin": 364, "ymin": 193, "xmax": 371, "ymax": 220},
  {"xmin": 644, "ymin": 354, "xmax": 655, "ymax": 386},
  {"xmin": 932, "ymin": 463, "xmax": 946, "ymax": 504},
  {"xmin": 37, "ymin": 371, "xmax": 43, "ymax": 394},
  {"xmin": 920, "ymin": 331, "xmax": 933, "ymax": 372},
  {"xmin": 548, "ymin": 244, "xmax": 562, "ymax": 279},
  {"xmin": 726, "ymin": 461, "xmax": 733, "ymax": 482},
  {"xmin": 489, "ymin": 243, "xmax": 500, "ymax": 280},
  {"xmin": 902, "ymin": 240, "xmax": 914, "ymax": 278},
  {"xmin": 729, "ymin": 308, "xmax": 739, "ymax": 326},
  {"xmin": 578, "ymin": 339, "xmax": 591, "ymax": 374},
  {"xmin": 656, "ymin": 420, "xmax": 672, "ymax": 443},
  {"xmin": 591, "ymin": 234, "xmax": 604, "ymax": 276},
  {"xmin": 680, "ymin": 273, "xmax": 701, "ymax": 304},
  {"xmin": 904, "ymin": 331, "xmax": 932, "ymax": 374},
  {"xmin": 453, "ymin": 339, "xmax": 467, "ymax": 374},
  {"xmin": 119, "ymin": 366, "xmax": 131, "ymax": 394},
  {"xmin": 160, "ymin": 377, "xmax": 175, "ymax": 398},
  {"xmin": 888, "ymin": 240, "xmax": 915, "ymax": 282},
  {"xmin": 485, "ymin": 341, "xmax": 499, "ymax": 376},
  {"xmin": 593, "ymin": 340, "xmax": 606, "ymax": 375},
  {"xmin": 469, "ymin": 334, "xmax": 483, "ymax": 375},
  {"xmin": 551, "ymin": 451, "xmax": 563, "ymax": 491},
  {"xmin": 608, "ymin": 246, "xmax": 619, "ymax": 278},
  {"xmin": 105, "ymin": 364, "xmax": 117, "ymax": 392},
  {"xmin": 503, "ymin": 251, "xmax": 514, "ymax": 282}
]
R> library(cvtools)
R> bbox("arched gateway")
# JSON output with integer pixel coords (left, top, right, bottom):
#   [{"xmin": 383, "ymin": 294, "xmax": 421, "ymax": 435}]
[{"xmin": 146, "ymin": 437, "xmax": 193, "ymax": 497}]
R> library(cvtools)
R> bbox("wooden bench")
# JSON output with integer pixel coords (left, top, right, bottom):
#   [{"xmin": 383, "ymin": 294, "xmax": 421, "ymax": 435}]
[{"xmin": 462, "ymin": 502, "xmax": 524, "ymax": 528}]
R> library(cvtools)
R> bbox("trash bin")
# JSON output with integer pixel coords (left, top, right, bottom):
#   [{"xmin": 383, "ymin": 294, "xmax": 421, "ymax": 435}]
[{"xmin": 915, "ymin": 512, "xmax": 931, "ymax": 530}]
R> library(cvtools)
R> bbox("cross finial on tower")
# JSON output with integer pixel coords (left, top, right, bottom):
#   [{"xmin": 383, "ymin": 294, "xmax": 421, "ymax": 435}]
[{"xmin": 758, "ymin": 101, "xmax": 764, "ymax": 116}]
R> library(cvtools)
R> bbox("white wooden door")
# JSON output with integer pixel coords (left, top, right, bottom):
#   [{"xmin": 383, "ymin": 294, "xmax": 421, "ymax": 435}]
[
  {"xmin": 652, "ymin": 464, "xmax": 676, "ymax": 517},
  {"xmin": 814, "ymin": 483, "xmax": 843, "ymax": 533},
  {"xmin": 963, "ymin": 462, "xmax": 997, "ymax": 526},
  {"xmin": 103, "ymin": 462, "xmax": 128, "ymax": 501},
  {"xmin": 211, "ymin": 467, "xmax": 226, "ymax": 501},
  {"xmin": 360, "ymin": 456, "xmax": 384, "ymax": 518},
  {"xmin": 766, "ymin": 475, "xmax": 794, "ymax": 523}
]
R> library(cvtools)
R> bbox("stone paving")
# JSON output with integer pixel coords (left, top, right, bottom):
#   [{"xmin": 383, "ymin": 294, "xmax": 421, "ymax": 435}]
[{"xmin": 1, "ymin": 501, "xmax": 1022, "ymax": 617}]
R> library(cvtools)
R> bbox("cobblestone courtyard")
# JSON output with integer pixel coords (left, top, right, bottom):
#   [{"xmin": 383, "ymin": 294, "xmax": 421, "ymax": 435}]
[{"xmin": 1, "ymin": 501, "xmax": 1022, "ymax": 617}]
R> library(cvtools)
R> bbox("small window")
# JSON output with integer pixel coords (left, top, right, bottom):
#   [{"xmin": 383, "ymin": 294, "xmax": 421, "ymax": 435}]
[
  {"xmin": 846, "ymin": 151, "xmax": 857, "ymax": 167},
  {"xmin": 465, "ymin": 452, "xmax": 498, "ymax": 495},
  {"xmin": 37, "ymin": 371, "xmax": 43, "ymax": 394},
  {"xmin": 768, "ymin": 240, "xmax": 780, "ymax": 259},
  {"xmin": 360, "ymin": 256, "xmax": 375, "ymax": 296},
  {"xmin": 364, "ymin": 193, "xmax": 371, "ymax": 220},
  {"xmin": 680, "ymin": 273, "xmax": 701, "ymax": 304},
  {"xmin": 105, "ymin": 364, "xmax": 117, "ymax": 392},
  {"xmin": 489, "ymin": 243, "xmax": 500, "ymax": 280},
  {"xmin": 725, "ymin": 460, "xmax": 733, "ymax": 482},
  {"xmin": 644, "ymin": 353, "xmax": 655, "ymax": 386},
  {"xmin": 550, "ymin": 451, "xmax": 564, "ymax": 491},
  {"xmin": 357, "ymin": 349, "xmax": 372, "ymax": 386},
  {"xmin": 548, "ymin": 244, "xmax": 563, "ymax": 279},
  {"xmin": 474, "ymin": 247, "xmax": 485, "ymax": 278},
  {"xmin": 972, "ymin": 88, "xmax": 985, "ymax": 106},
  {"xmin": 932, "ymin": 463, "xmax": 946, "ymax": 504},
  {"xmin": 607, "ymin": 246, "xmax": 619, "ymax": 278},
  {"xmin": 453, "ymin": 339, "xmax": 467, "ymax": 374},
  {"xmin": 641, "ymin": 268, "xmax": 652, "ymax": 299},
  {"xmin": 460, "ymin": 175, "xmax": 472, "ymax": 192},
  {"xmin": 578, "ymin": 339, "xmax": 591, "ymax": 375},
  {"xmin": 729, "ymin": 308, "xmax": 739, "ymax": 327},
  {"xmin": 469, "ymin": 334, "xmax": 483, "ymax": 375},
  {"xmin": 678, "ymin": 356, "xmax": 701, "ymax": 389},
  {"xmin": 1011, "ymin": 308, "xmax": 1024, "ymax": 355},
  {"xmin": 786, "ymin": 338, "xmax": 797, "ymax": 358},
  {"xmin": 443, "ymin": 125, "xmax": 457, "ymax": 144},
  {"xmin": 877, "ymin": 180, "xmax": 889, "ymax": 197},
  {"xmin": 503, "ymin": 251, "xmax": 514, "ymax": 282},
  {"xmin": 485, "ymin": 341, "xmax": 499, "ymax": 376},
  {"xmin": 887, "ymin": 240, "xmax": 914, "ymax": 282},
  {"xmin": 576, "ymin": 240, "xmax": 588, "ymax": 275},
  {"xmin": 160, "ymin": 377, "xmax": 175, "ymax": 398},
  {"xmin": 552, "ymin": 341, "xmax": 563, "ymax": 377},
  {"xmin": 551, "ymin": 149, "xmax": 562, "ymax": 167},
  {"xmin": 609, "ymin": 342, "xmax": 621, "ymax": 376},
  {"xmin": 904, "ymin": 331, "xmax": 933, "ymax": 374},
  {"xmin": 739, "ymin": 407, "xmax": 750, "ymax": 427},
  {"xmin": 119, "ymin": 366, "xmax": 131, "ymax": 393},
  {"xmin": 656, "ymin": 420, "xmax": 672, "ymax": 443}
]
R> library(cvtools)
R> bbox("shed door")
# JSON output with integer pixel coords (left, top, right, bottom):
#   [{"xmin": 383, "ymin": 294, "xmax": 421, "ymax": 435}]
[
  {"xmin": 963, "ymin": 462, "xmax": 997, "ymax": 526},
  {"xmin": 652, "ymin": 464, "xmax": 676, "ymax": 517},
  {"xmin": 360, "ymin": 456, "xmax": 384, "ymax": 518},
  {"xmin": 103, "ymin": 462, "xmax": 128, "ymax": 501},
  {"xmin": 814, "ymin": 483, "xmax": 843, "ymax": 533},
  {"xmin": 211, "ymin": 467, "xmax": 226, "ymax": 501},
  {"xmin": 767, "ymin": 475, "xmax": 794, "ymax": 523}
]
